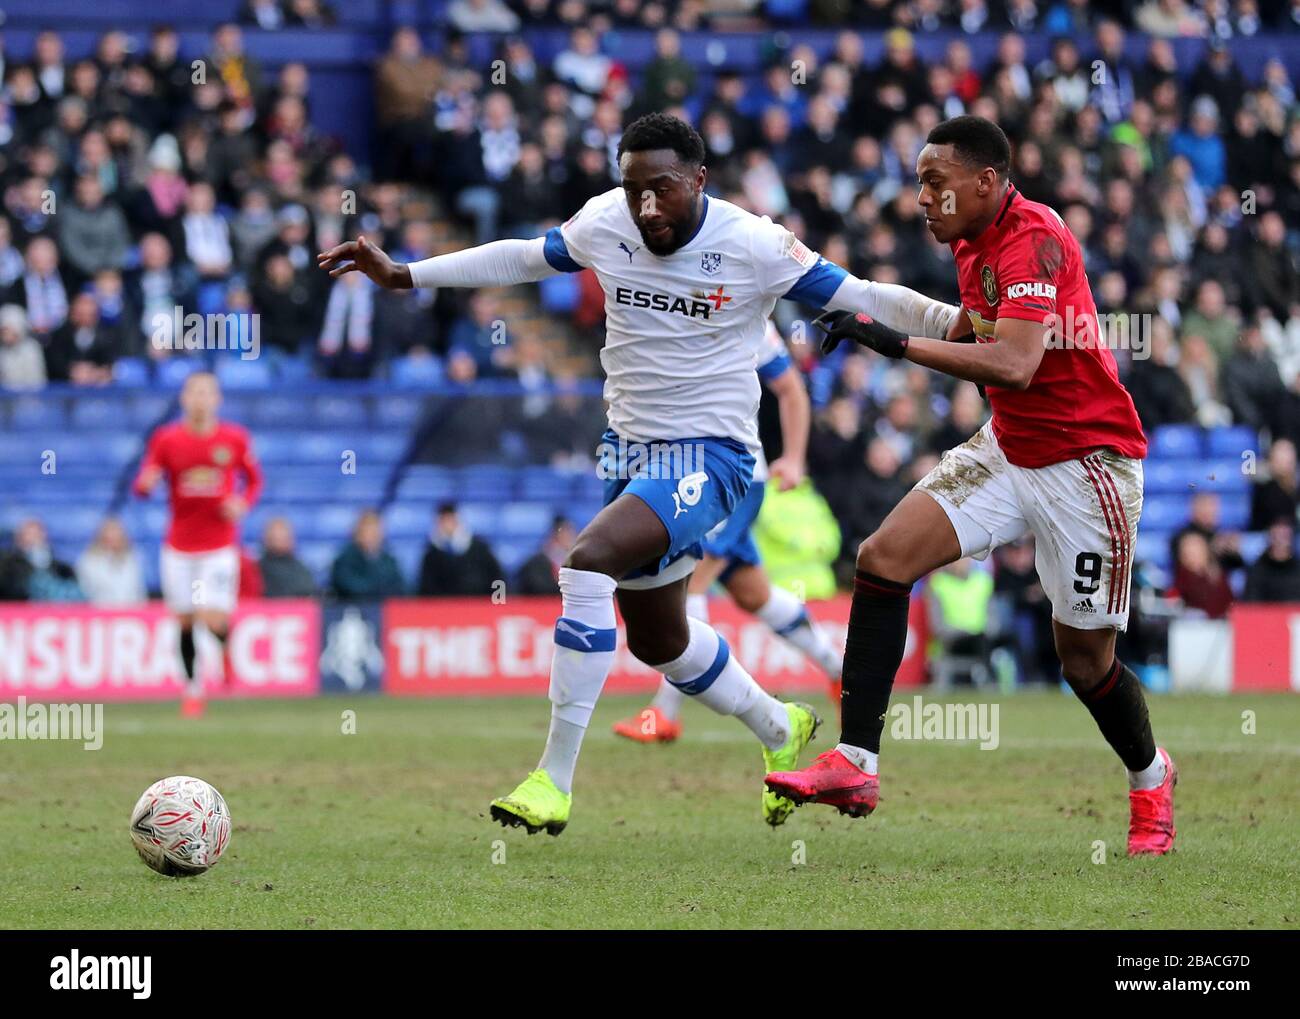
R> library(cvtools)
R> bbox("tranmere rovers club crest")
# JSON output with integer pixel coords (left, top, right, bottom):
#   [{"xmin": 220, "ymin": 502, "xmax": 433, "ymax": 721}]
[{"xmin": 701, "ymin": 252, "xmax": 722, "ymax": 275}]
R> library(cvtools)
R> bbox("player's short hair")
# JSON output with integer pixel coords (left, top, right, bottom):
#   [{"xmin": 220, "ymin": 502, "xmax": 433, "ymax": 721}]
[
  {"xmin": 617, "ymin": 113, "xmax": 706, "ymax": 169},
  {"xmin": 927, "ymin": 116, "xmax": 1011, "ymax": 179}
]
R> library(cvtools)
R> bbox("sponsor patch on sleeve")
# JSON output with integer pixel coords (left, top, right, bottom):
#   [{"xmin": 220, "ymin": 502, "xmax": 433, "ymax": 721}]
[
  {"xmin": 1005, "ymin": 281, "xmax": 1057, "ymax": 301},
  {"xmin": 782, "ymin": 230, "xmax": 819, "ymax": 269}
]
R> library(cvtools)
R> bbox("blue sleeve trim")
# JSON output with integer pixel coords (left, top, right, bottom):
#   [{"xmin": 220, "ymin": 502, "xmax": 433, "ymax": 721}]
[
  {"xmin": 757, "ymin": 352, "xmax": 793, "ymax": 381},
  {"xmin": 543, "ymin": 226, "xmax": 584, "ymax": 273},
  {"xmin": 782, "ymin": 258, "xmax": 848, "ymax": 307}
]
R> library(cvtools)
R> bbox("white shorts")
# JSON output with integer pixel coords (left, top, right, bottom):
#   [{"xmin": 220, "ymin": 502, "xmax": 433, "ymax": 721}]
[
  {"xmin": 160, "ymin": 545, "xmax": 240, "ymax": 615},
  {"xmin": 915, "ymin": 420, "xmax": 1143, "ymax": 631}
]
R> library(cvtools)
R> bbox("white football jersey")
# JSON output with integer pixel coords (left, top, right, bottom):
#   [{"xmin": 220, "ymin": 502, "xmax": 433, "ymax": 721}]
[{"xmin": 544, "ymin": 189, "xmax": 846, "ymax": 450}]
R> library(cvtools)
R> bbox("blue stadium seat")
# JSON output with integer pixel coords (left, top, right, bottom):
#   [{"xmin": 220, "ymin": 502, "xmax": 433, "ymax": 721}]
[
  {"xmin": 1148, "ymin": 425, "xmax": 1203, "ymax": 460},
  {"xmin": 499, "ymin": 502, "xmax": 554, "ymax": 537},
  {"xmin": 518, "ymin": 468, "xmax": 573, "ymax": 502},
  {"xmin": 43, "ymin": 506, "xmax": 107, "ymax": 544},
  {"xmin": 1134, "ymin": 530, "xmax": 1173, "ymax": 572},
  {"xmin": 220, "ymin": 394, "xmax": 255, "ymax": 424},
  {"xmin": 397, "ymin": 466, "xmax": 457, "ymax": 501},
  {"xmin": 15, "ymin": 477, "xmax": 116, "ymax": 504},
  {"xmin": 300, "ymin": 504, "xmax": 363, "ymax": 541},
  {"xmin": 455, "ymin": 464, "xmax": 515, "ymax": 501},
  {"xmin": 128, "ymin": 394, "xmax": 174, "ymax": 428},
  {"xmin": 54, "ymin": 434, "xmax": 140, "ymax": 468},
  {"xmin": 456, "ymin": 502, "xmax": 499, "ymax": 535},
  {"xmin": 1206, "ymin": 426, "xmax": 1259, "ymax": 458},
  {"xmin": 390, "ymin": 539, "xmax": 425, "ymax": 589},
  {"xmin": 217, "ymin": 358, "xmax": 273, "ymax": 389},
  {"xmin": 496, "ymin": 538, "xmax": 537, "ymax": 575},
  {"xmin": 312, "ymin": 395, "xmax": 371, "ymax": 429},
  {"xmin": 119, "ymin": 502, "xmax": 169, "ymax": 540},
  {"xmin": 249, "ymin": 395, "xmax": 306, "ymax": 428},
  {"xmin": 1237, "ymin": 531, "xmax": 1270, "ymax": 565},
  {"xmin": 384, "ymin": 502, "xmax": 433, "ymax": 539},
  {"xmin": 1139, "ymin": 495, "xmax": 1190, "ymax": 531},
  {"xmin": 156, "ymin": 358, "xmax": 202, "ymax": 388},
  {"xmin": 346, "ymin": 433, "xmax": 408, "ymax": 465},
  {"xmin": 69, "ymin": 396, "xmax": 126, "ymax": 429},
  {"xmin": 112, "ymin": 358, "xmax": 151, "ymax": 386},
  {"xmin": 296, "ymin": 540, "xmax": 338, "ymax": 582},
  {"xmin": 1218, "ymin": 493, "xmax": 1251, "ymax": 530},
  {"xmin": 1144, "ymin": 459, "xmax": 1209, "ymax": 494},
  {"xmin": 572, "ymin": 472, "xmax": 606, "ymax": 502},
  {"xmin": 273, "ymin": 353, "xmax": 315, "ymax": 383},
  {"xmin": 7, "ymin": 396, "xmax": 66, "ymax": 430},
  {"xmin": 538, "ymin": 273, "xmax": 580, "ymax": 314},
  {"xmin": 374, "ymin": 395, "xmax": 426, "ymax": 428},
  {"xmin": 1198, "ymin": 459, "xmax": 1250, "ymax": 493},
  {"xmin": 390, "ymin": 355, "xmax": 444, "ymax": 387},
  {"xmin": 569, "ymin": 500, "xmax": 603, "ymax": 529}
]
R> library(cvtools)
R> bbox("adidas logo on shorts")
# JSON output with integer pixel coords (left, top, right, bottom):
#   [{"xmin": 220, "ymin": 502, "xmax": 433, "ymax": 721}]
[{"xmin": 1071, "ymin": 598, "xmax": 1096, "ymax": 614}]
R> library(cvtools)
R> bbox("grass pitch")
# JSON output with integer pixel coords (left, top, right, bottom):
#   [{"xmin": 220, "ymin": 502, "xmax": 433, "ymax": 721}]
[{"xmin": 1, "ymin": 691, "xmax": 1296, "ymax": 929}]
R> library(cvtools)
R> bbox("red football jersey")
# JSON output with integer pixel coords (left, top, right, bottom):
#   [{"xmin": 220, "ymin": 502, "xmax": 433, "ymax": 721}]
[
  {"xmin": 133, "ymin": 420, "xmax": 263, "ymax": 553},
  {"xmin": 951, "ymin": 185, "xmax": 1147, "ymax": 468}
]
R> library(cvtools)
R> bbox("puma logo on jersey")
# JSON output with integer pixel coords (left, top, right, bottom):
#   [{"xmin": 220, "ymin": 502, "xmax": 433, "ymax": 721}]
[
  {"xmin": 618, "ymin": 242, "xmax": 638, "ymax": 262},
  {"xmin": 614, "ymin": 287, "xmax": 713, "ymax": 319}
]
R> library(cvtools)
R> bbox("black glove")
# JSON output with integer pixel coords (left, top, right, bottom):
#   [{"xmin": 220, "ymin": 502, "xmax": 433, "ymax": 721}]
[{"xmin": 813, "ymin": 309, "xmax": 910, "ymax": 359}]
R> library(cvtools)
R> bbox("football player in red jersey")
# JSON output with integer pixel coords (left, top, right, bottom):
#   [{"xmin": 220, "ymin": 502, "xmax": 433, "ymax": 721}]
[
  {"xmin": 766, "ymin": 116, "xmax": 1176, "ymax": 856},
  {"xmin": 133, "ymin": 372, "xmax": 263, "ymax": 717}
]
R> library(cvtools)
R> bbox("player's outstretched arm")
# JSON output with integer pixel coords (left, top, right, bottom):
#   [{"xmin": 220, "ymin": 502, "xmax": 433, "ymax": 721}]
[
  {"xmin": 822, "ymin": 274, "xmax": 961, "ymax": 340},
  {"xmin": 317, "ymin": 235, "xmax": 559, "ymax": 290},
  {"xmin": 764, "ymin": 365, "xmax": 810, "ymax": 490},
  {"xmin": 815, "ymin": 311, "xmax": 1045, "ymax": 389}
]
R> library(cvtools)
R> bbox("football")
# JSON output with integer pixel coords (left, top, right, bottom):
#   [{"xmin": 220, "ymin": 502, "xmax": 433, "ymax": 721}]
[{"xmin": 128, "ymin": 776, "xmax": 231, "ymax": 877}]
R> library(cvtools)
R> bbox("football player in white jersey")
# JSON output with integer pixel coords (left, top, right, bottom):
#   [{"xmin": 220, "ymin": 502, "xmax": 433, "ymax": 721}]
[
  {"xmin": 612, "ymin": 320, "xmax": 844, "ymax": 750},
  {"xmin": 319, "ymin": 113, "xmax": 960, "ymax": 836}
]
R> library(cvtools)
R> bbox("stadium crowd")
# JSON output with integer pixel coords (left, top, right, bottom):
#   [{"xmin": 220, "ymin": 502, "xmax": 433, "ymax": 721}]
[{"xmin": 1, "ymin": 2, "xmax": 1299, "ymax": 682}]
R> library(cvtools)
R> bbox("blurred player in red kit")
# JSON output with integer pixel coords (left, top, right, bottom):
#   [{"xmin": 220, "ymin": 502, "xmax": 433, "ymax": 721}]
[
  {"xmin": 133, "ymin": 372, "xmax": 263, "ymax": 717},
  {"xmin": 766, "ymin": 116, "xmax": 1177, "ymax": 856}
]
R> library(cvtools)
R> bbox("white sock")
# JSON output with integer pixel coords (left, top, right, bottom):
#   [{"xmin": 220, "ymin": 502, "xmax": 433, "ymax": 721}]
[
  {"xmin": 756, "ymin": 586, "xmax": 843, "ymax": 679},
  {"xmin": 1127, "ymin": 749, "xmax": 1167, "ymax": 791},
  {"xmin": 655, "ymin": 616, "xmax": 790, "ymax": 749},
  {"xmin": 835, "ymin": 742, "xmax": 879, "ymax": 776},
  {"xmin": 537, "ymin": 567, "xmax": 618, "ymax": 794},
  {"xmin": 648, "ymin": 593, "xmax": 712, "ymax": 721},
  {"xmin": 649, "ymin": 678, "xmax": 685, "ymax": 720}
]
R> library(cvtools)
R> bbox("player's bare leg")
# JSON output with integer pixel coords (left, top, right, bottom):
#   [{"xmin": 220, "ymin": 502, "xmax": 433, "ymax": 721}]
[
  {"xmin": 1055, "ymin": 621, "xmax": 1177, "ymax": 855},
  {"xmin": 613, "ymin": 552, "xmax": 726, "ymax": 742},
  {"xmin": 197, "ymin": 608, "xmax": 234, "ymax": 688},
  {"xmin": 176, "ymin": 612, "xmax": 203, "ymax": 718},
  {"xmin": 766, "ymin": 489, "xmax": 960, "ymax": 815},
  {"xmin": 492, "ymin": 493, "xmax": 817, "ymax": 833},
  {"xmin": 615, "ymin": 556, "xmax": 844, "ymax": 741}
]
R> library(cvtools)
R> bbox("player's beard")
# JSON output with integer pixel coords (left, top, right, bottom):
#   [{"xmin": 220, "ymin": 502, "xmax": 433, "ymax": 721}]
[{"xmin": 640, "ymin": 195, "xmax": 700, "ymax": 255}]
